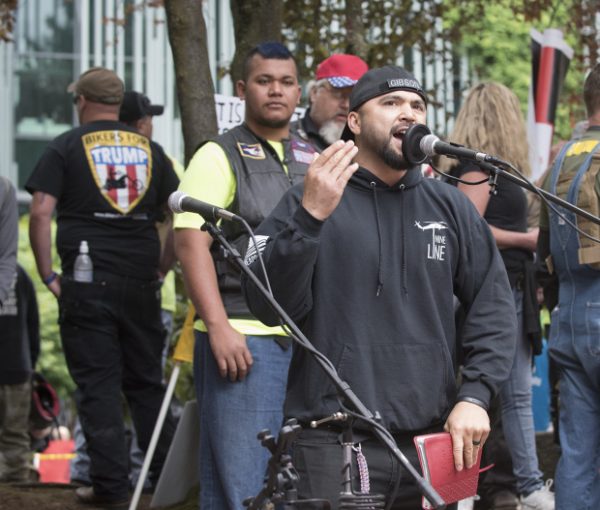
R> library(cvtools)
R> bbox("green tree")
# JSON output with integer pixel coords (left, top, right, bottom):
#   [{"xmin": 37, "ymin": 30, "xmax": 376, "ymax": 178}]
[
  {"xmin": 444, "ymin": 0, "xmax": 598, "ymax": 139},
  {"xmin": 280, "ymin": 0, "xmax": 596, "ymax": 138}
]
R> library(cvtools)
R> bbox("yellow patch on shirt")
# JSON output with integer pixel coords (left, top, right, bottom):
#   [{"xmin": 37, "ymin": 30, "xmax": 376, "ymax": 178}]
[{"xmin": 566, "ymin": 140, "xmax": 599, "ymax": 157}]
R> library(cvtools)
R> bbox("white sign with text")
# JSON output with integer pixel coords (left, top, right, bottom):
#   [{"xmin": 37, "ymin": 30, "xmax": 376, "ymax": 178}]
[{"xmin": 215, "ymin": 94, "xmax": 305, "ymax": 134}]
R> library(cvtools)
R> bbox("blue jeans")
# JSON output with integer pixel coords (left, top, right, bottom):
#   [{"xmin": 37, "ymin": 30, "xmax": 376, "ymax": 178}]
[
  {"xmin": 546, "ymin": 151, "xmax": 600, "ymax": 510},
  {"xmin": 498, "ymin": 289, "xmax": 543, "ymax": 496},
  {"xmin": 193, "ymin": 331, "xmax": 291, "ymax": 510},
  {"xmin": 546, "ymin": 246, "xmax": 600, "ymax": 509}
]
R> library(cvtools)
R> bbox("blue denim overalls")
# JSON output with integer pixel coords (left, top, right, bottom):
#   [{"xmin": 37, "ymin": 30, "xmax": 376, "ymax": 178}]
[{"xmin": 547, "ymin": 140, "xmax": 600, "ymax": 510}]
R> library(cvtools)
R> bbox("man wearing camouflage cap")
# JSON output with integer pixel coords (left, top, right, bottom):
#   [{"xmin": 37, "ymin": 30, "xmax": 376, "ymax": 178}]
[
  {"xmin": 26, "ymin": 67, "xmax": 177, "ymax": 507},
  {"xmin": 243, "ymin": 66, "xmax": 516, "ymax": 508}
]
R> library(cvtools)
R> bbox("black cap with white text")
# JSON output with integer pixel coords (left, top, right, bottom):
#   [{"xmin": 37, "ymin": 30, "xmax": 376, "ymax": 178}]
[{"xmin": 342, "ymin": 66, "xmax": 427, "ymax": 141}]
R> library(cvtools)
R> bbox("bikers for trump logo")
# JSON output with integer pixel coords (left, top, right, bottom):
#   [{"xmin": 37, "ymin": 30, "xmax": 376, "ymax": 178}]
[{"xmin": 83, "ymin": 130, "xmax": 152, "ymax": 213}]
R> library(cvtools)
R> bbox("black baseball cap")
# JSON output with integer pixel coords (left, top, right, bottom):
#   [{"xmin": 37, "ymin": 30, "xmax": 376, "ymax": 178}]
[
  {"xmin": 119, "ymin": 91, "xmax": 164, "ymax": 122},
  {"xmin": 341, "ymin": 66, "xmax": 427, "ymax": 141}
]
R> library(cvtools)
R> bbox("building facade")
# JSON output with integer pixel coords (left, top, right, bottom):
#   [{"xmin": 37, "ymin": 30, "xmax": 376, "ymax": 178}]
[
  {"xmin": 1, "ymin": 0, "xmax": 235, "ymax": 196},
  {"xmin": 1, "ymin": 0, "xmax": 464, "ymax": 196}
]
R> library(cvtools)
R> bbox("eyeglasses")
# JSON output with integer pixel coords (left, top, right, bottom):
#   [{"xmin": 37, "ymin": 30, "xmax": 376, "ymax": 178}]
[
  {"xmin": 72, "ymin": 95, "xmax": 80, "ymax": 105},
  {"xmin": 320, "ymin": 84, "xmax": 352, "ymax": 101}
]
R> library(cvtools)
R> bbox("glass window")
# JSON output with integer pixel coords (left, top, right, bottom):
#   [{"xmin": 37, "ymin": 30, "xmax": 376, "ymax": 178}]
[
  {"xmin": 17, "ymin": 0, "xmax": 74, "ymax": 54},
  {"xmin": 14, "ymin": 0, "xmax": 74, "ymax": 187}
]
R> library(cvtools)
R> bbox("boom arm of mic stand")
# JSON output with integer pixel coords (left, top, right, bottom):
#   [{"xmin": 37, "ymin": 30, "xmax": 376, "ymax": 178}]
[
  {"xmin": 200, "ymin": 221, "xmax": 447, "ymax": 510},
  {"xmin": 479, "ymin": 160, "xmax": 600, "ymax": 226}
]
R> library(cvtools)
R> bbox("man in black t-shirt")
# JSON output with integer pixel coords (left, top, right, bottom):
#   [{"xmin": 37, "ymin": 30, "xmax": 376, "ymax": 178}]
[{"xmin": 26, "ymin": 67, "xmax": 178, "ymax": 507}]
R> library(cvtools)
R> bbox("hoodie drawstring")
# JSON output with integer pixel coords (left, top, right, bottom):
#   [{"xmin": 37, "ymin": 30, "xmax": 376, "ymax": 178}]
[
  {"xmin": 370, "ymin": 181, "xmax": 384, "ymax": 296},
  {"xmin": 399, "ymin": 184, "xmax": 408, "ymax": 295}
]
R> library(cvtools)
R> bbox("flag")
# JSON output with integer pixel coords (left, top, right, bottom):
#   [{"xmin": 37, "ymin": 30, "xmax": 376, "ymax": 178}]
[
  {"xmin": 172, "ymin": 304, "xmax": 196, "ymax": 363},
  {"xmin": 527, "ymin": 28, "xmax": 573, "ymax": 181}
]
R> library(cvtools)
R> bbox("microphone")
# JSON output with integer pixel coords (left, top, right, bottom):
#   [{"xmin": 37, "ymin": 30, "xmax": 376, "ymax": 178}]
[
  {"xmin": 168, "ymin": 191, "xmax": 241, "ymax": 222},
  {"xmin": 402, "ymin": 124, "xmax": 504, "ymax": 166}
]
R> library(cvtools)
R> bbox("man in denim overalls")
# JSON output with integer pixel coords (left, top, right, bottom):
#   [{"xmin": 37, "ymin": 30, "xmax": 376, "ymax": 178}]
[{"xmin": 538, "ymin": 63, "xmax": 600, "ymax": 510}]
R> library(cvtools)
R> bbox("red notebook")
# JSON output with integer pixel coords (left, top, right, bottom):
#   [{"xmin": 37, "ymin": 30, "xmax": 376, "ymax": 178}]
[{"xmin": 413, "ymin": 432, "xmax": 488, "ymax": 509}]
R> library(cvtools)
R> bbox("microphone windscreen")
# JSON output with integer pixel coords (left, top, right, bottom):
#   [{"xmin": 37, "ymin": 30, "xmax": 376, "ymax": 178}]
[
  {"xmin": 420, "ymin": 135, "xmax": 439, "ymax": 157},
  {"xmin": 168, "ymin": 191, "xmax": 186, "ymax": 213},
  {"xmin": 402, "ymin": 123, "xmax": 431, "ymax": 166}
]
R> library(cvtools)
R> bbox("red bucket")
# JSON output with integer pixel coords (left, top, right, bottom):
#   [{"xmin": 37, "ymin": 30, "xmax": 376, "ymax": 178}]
[{"xmin": 34, "ymin": 439, "xmax": 75, "ymax": 483}]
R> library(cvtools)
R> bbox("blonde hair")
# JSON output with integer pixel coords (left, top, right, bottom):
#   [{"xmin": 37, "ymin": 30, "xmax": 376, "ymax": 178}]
[{"xmin": 442, "ymin": 82, "xmax": 531, "ymax": 177}]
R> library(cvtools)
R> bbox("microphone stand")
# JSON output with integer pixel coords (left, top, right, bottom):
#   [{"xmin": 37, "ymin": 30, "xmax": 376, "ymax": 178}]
[
  {"xmin": 200, "ymin": 220, "xmax": 447, "ymax": 510},
  {"xmin": 475, "ymin": 159, "xmax": 600, "ymax": 226},
  {"xmin": 403, "ymin": 122, "xmax": 600, "ymax": 226}
]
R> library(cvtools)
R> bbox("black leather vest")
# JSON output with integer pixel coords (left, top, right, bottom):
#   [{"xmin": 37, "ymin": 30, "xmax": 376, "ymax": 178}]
[{"xmin": 210, "ymin": 123, "xmax": 313, "ymax": 317}]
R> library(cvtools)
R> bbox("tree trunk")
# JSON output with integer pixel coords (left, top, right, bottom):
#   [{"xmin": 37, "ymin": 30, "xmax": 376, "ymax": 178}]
[
  {"xmin": 229, "ymin": 0, "xmax": 283, "ymax": 85},
  {"xmin": 344, "ymin": 0, "xmax": 368, "ymax": 58},
  {"xmin": 164, "ymin": 0, "xmax": 218, "ymax": 165}
]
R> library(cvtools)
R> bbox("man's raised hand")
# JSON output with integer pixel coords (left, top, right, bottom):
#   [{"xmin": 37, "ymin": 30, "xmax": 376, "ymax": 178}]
[{"xmin": 301, "ymin": 140, "xmax": 359, "ymax": 221}]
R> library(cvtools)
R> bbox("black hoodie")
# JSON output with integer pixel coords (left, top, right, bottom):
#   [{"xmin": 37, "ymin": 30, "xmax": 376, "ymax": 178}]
[{"xmin": 242, "ymin": 167, "xmax": 516, "ymax": 433}]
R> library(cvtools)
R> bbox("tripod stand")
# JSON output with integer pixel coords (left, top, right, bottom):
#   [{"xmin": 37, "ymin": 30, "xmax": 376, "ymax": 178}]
[
  {"xmin": 244, "ymin": 415, "xmax": 388, "ymax": 510},
  {"xmin": 244, "ymin": 418, "xmax": 331, "ymax": 510}
]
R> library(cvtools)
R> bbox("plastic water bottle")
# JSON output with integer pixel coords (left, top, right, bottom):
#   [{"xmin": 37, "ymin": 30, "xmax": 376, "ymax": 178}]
[{"xmin": 73, "ymin": 240, "xmax": 93, "ymax": 282}]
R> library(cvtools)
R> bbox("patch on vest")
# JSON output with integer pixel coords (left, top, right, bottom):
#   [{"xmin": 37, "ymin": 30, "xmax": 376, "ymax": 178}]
[
  {"xmin": 566, "ymin": 140, "xmax": 598, "ymax": 157},
  {"xmin": 291, "ymin": 139, "xmax": 316, "ymax": 164},
  {"xmin": 237, "ymin": 142, "xmax": 266, "ymax": 160},
  {"xmin": 83, "ymin": 130, "xmax": 152, "ymax": 214}
]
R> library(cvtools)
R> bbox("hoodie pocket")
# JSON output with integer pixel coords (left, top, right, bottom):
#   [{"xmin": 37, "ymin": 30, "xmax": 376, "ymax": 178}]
[{"xmin": 336, "ymin": 342, "xmax": 453, "ymax": 431}]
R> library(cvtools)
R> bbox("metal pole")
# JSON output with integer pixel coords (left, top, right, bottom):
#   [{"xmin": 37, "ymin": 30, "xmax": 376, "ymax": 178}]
[{"xmin": 128, "ymin": 362, "xmax": 181, "ymax": 510}]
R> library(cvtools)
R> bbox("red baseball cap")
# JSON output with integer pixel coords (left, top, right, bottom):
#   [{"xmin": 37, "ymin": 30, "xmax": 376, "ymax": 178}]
[{"xmin": 315, "ymin": 54, "xmax": 369, "ymax": 88}]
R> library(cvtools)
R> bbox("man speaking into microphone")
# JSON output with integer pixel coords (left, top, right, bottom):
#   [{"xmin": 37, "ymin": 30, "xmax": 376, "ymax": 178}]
[{"xmin": 242, "ymin": 65, "xmax": 517, "ymax": 509}]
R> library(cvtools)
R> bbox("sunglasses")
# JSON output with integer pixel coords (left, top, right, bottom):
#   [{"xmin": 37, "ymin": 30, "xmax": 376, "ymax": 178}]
[{"xmin": 72, "ymin": 95, "xmax": 80, "ymax": 105}]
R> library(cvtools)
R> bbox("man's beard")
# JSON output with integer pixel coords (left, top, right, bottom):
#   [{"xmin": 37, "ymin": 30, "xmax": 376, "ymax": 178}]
[
  {"xmin": 318, "ymin": 119, "xmax": 345, "ymax": 145},
  {"xmin": 363, "ymin": 129, "xmax": 410, "ymax": 171},
  {"xmin": 379, "ymin": 141, "xmax": 410, "ymax": 170}
]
